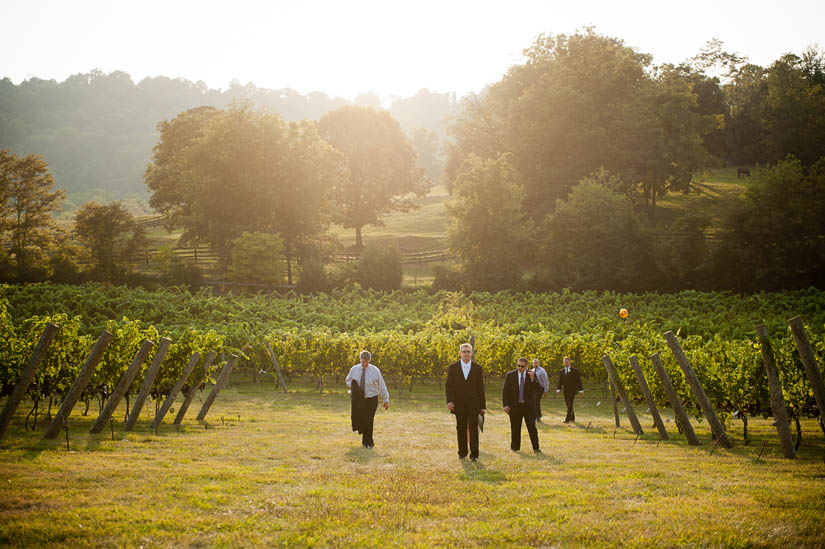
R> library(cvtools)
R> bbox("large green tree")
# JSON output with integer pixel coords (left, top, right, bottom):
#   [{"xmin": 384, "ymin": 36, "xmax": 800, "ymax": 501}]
[
  {"xmin": 0, "ymin": 150, "xmax": 64, "ymax": 279},
  {"xmin": 446, "ymin": 153, "xmax": 529, "ymax": 290},
  {"xmin": 318, "ymin": 106, "xmax": 429, "ymax": 248},
  {"xmin": 145, "ymin": 103, "xmax": 341, "ymax": 283},
  {"xmin": 446, "ymin": 29, "xmax": 717, "ymax": 220}
]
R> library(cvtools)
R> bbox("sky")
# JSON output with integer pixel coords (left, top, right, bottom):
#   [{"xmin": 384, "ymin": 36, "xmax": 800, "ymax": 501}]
[{"xmin": 3, "ymin": 0, "xmax": 823, "ymax": 101}]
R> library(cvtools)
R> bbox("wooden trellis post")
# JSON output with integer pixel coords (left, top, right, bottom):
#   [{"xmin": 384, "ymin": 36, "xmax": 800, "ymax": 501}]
[
  {"xmin": 89, "ymin": 339, "xmax": 154, "ymax": 434},
  {"xmin": 788, "ymin": 316, "xmax": 825, "ymax": 427},
  {"xmin": 44, "ymin": 331, "xmax": 113, "ymax": 439},
  {"xmin": 664, "ymin": 331, "xmax": 732, "ymax": 448},
  {"xmin": 756, "ymin": 325, "xmax": 796, "ymax": 458},
  {"xmin": 0, "ymin": 323, "xmax": 59, "ymax": 438},
  {"xmin": 265, "ymin": 342, "xmax": 288, "ymax": 393},
  {"xmin": 602, "ymin": 355, "xmax": 644, "ymax": 435},
  {"xmin": 173, "ymin": 351, "xmax": 217, "ymax": 426},
  {"xmin": 196, "ymin": 355, "xmax": 238, "ymax": 420},
  {"xmin": 124, "ymin": 337, "xmax": 171, "ymax": 432},
  {"xmin": 629, "ymin": 356, "xmax": 669, "ymax": 440},
  {"xmin": 151, "ymin": 352, "xmax": 201, "ymax": 431},
  {"xmin": 650, "ymin": 353, "xmax": 699, "ymax": 446}
]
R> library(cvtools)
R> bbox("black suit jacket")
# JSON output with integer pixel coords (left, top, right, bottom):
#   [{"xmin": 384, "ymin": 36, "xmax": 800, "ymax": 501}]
[
  {"xmin": 502, "ymin": 369, "xmax": 541, "ymax": 411},
  {"xmin": 556, "ymin": 367, "xmax": 583, "ymax": 395},
  {"xmin": 445, "ymin": 361, "xmax": 486, "ymax": 415}
]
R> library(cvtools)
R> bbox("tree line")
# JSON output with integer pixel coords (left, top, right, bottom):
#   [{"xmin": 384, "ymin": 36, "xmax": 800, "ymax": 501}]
[
  {"xmin": 440, "ymin": 31, "xmax": 825, "ymax": 292},
  {"xmin": 2, "ymin": 29, "xmax": 824, "ymax": 292}
]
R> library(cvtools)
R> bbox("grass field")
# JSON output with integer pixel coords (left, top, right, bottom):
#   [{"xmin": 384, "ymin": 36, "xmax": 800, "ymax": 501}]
[{"xmin": 2, "ymin": 375, "xmax": 823, "ymax": 547}]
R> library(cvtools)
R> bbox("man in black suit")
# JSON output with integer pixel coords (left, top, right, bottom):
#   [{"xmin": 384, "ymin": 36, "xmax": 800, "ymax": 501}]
[
  {"xmin": 502, "ymin": 357, "xmax": 541, "ymax": 453},
  {"xmin": 556, "ymin": 356, "xmax": 584, "ymax": 423},
  {"xmin": 446, "ymin": 343, "xmax": 486, "ymax": 461}
]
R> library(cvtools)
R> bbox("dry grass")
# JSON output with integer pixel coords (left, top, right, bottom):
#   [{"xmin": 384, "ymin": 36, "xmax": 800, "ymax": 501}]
[{"xmin": 2, "ymin": 376, "xmax": 823, "ymax": 547}]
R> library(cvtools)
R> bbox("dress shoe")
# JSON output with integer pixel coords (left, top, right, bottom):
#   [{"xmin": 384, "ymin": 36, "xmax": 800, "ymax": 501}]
[
  {"xmin": 470, "ymin": 457, "xmax": 478, "ymax": 462},
  {"xmin": 534, "ymin": 448, "xmax": 542, "ymax": 454}
]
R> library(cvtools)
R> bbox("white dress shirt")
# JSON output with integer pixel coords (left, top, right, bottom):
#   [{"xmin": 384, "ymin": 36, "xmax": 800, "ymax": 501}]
[
  {"xmin": 460, "ymin": 360, "xmax": 472, "ymax": 380},
  {"xmin": 345, "ymin": 363, "xmax": 390, "ymax": 403}
]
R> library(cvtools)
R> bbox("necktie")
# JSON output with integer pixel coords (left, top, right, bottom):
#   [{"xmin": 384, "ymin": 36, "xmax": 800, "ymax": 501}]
[
  {"xmin": 518, "ymin": 372, "xmax": 525, "ymax": 402},
  {"xmin": 360, "ymin": 367, "xmax": 367, "ymax": 398}
]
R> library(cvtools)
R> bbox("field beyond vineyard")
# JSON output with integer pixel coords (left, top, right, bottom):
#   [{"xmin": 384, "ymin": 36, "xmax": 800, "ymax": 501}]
[{"xmin": 1, "ymin": 378, "xmax": 824, "ymax": 547}]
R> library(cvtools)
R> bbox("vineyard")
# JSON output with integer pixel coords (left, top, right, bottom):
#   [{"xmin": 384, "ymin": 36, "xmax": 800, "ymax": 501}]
[{"xmin": 2, "ymin": 283, "xmax": 824, "ymax": 438}]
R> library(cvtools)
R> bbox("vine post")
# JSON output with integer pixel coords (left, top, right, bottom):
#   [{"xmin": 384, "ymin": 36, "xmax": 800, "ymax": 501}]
[
  {"xmin": 602, "ymin": 355, "xmax": 644, "ymax": 435},
  {"xmin": 629, "ymin": 356, "xmax": 669, "ymax": 440},
  {"xmin": 650, "ymin": 353, "xmax": 700, "ymax": 446},
  {"xmin": 0, "ymin": 323, "xmax": 59, "ymax": 438},
  {"xmin": 664, "ymin": 331, "xmax": 732, "ymax": 448},
  {"xmin": 151, "ymin": 352, "xmax": 201, "ymax": 431},
  {"xmin": 755, "ymin": 325, "xmax": 796, "ymax": 459},
  {"xmin": 174, "ymin": 351, "xmax": 217, "ymax": 426},
  {"xmin": 44, "ymin": 330, "xmax": 113, "ymax": 439},
  {"xmin": 90, "ymin": 339, "xmax": 154, "ymax": 434},
  {"xmin": 196, "ymin": 354, "xmax": 238, "ymax": 421},
  {"xmin": 788, "ymin": 316, "xmax": 825, "ymax": 430},
  {"xmin": 264, "ymin": 342, "xmax": 288, "ymax": 393},
  {"xmin": 124, "ymin": 337, "xmax": 171, "ymax": 432}
]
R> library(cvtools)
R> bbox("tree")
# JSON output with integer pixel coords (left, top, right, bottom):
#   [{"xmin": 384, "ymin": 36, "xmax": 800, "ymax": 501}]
[
  {"xmin": 145, "ymin": 103, "xmax": 340, "ymax": 283},
  {"xmin": 73, "ymin": 201, "xmax": 147, "ymax": 281},
  {"xmin": 229, "ymin": 231, "xmax": 285, "ymax": 284},
  {"xmin": 318, "ymin": 106, "xmax": 429, "ymax": 248},
  {"xmin": 446, "ymin": 153, "xmax": 529, "ymax": 291},
  {"xmin": 0, "ymin": 150, "xmax": 64, "ymax": 279},
  {"xmin": 713, "ymin": 155, "xmax": 825, "ymax": 290},
  {"xmin": 538, "ymin": 177, "xmax": 656, "ymax": 291}
]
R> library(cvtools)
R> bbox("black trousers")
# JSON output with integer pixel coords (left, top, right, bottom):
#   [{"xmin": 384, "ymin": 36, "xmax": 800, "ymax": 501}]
[
  {"xmin": 362, "ymin": 396, "xmax": 378, "ymax": 446},
  {"xmin": 455, "ymin": 408, "xmax": 480, "ymax": 459},
  {"xmin": 534, "ymin": 391, "xmax": 543, "ymax": 419},
  {"xmin": 509, "ymin": 402, "xmax": 539, "ymax": 451},
  {"xmin": 564, "ymin": 392, "xmax": 577, "ymax": 422}
]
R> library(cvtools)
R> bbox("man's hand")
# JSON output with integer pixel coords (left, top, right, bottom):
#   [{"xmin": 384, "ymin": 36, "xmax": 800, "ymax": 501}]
[
  {"xmin": 480, "ymin": 409, "xmax": 486, "ymax": 415},
  {"xmin": 383, "ymin": 401, "xmax": 390, "ymax": 410},
  {"xmin": 528, "ymin": 369, "xmax": 535, "ymax": 380},
  {"xmin": 579, "ymin": 390, "xmax": 584, "ymax": 395},
  {"xmin": 503, "ymin": 406, "xmax": 511, "ymax": 414},
  {"xmin": 447, "ymin": 402, "xmax": 455, "ymax": 412}
]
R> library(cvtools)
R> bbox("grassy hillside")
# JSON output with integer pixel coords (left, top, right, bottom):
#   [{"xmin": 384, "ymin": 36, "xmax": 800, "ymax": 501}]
[{"xmin": 1, "ymin": 377, "xmax": 822, "ymax": 546}]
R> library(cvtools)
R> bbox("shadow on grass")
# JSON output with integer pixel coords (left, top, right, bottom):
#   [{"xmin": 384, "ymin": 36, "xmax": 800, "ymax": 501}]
[
  {"xmin": 344, "ymin": 445, "xmax": 380, "ymax": 463},
  {"xmin": 459, "ymin": 459, "xmax": 507, "ymax": 484}
]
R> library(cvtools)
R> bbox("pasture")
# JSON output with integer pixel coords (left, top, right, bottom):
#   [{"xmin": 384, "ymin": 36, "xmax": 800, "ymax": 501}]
[{"xmin": 2, "ymin": 376, "xmax": 823, "ymax": 547}]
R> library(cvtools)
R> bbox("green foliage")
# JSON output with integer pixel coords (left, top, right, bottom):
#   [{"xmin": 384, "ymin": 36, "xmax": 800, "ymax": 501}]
[
  {"xmin": 358, "ymin": 245, "xmax": 402, "ymax": 291},
  {"xmin": 229, "ymin": 232, "xmax": 285, "ymax": 284},
  {"xmin": 318, "ymin": 105, "xmax": 429, "ymax": 248},
  {"xmin": 73, "ymin": 200, "xmax": 148, "ymax": 282}
]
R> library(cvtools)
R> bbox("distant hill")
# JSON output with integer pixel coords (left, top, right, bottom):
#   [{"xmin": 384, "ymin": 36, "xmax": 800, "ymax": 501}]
[{"xmin": 0, "ymin": 70, "xmax": 463, "ymax": 210}]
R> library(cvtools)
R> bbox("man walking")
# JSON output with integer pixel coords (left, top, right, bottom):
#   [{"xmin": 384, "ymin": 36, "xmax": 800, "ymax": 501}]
[
  {"xmin": 531, "ymin": 358, "xmax": 549, "ymax": 422},
  {"xmin": 502, "ymin": 357, "xmax": 541, "ymax": 453},
  {"xmin": 345, "ymin": 350, "xmax": 389, "ymax": 448},
  {"xmin": 445, "ymin": 343, "xmax": 486, "ymax": 461},
  {"xmin": 556, "ymin": 357, "xmax": 584, "ymax": 423}
]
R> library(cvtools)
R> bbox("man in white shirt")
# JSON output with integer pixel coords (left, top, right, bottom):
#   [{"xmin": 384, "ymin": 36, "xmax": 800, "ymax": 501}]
[
  {"xmin": 531, "ymin": 358, "xmax": 550, "ymax": 422},
  {"xmin": 345, "ymin": 350, "xmax": 389, "ymax": 448}
]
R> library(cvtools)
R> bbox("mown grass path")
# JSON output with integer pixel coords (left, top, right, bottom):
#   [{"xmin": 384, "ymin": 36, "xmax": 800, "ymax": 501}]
[{"xmin": 1, "ymin": 379, "xmax": 824, "ymax": 547}]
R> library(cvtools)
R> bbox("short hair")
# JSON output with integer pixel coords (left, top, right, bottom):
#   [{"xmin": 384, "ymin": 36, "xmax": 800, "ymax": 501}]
[
  {"xmin": 532, "ymin": 358, "xmax": 540, "ymax": 365},
  {"xmin": 359, "ymin": 350, "xmax": 371, "ymax": 361},
  {"xmin": 563, "ymin": 356, "xmax": 571, "ymax": 362},
  {"xmin": 459, "ymin": 343, "xmax": 473, "ymax": 352},
  {"xmin": 517, "ymin": 357, "xmax": 528, "ymax": 364}
]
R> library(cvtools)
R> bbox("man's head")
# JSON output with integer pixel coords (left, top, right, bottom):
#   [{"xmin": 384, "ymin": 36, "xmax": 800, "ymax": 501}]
[
  {"xmin": 360, "ymin": 350, "xmax": 371, "ymax": 367},
  {"xmin": 532, "ymin": 358, "xmax": 540, "ymax": 367},
  {"xmin": 517, "ymin": 357, "xmax": 529, "ymax": 371},
  {"xmin": 459, "ymin": 343, "xmax": 473, "ymax": 361},
  {"xmin": 563, "ymin": 357, "xmax": 571, "ymax": 367}
]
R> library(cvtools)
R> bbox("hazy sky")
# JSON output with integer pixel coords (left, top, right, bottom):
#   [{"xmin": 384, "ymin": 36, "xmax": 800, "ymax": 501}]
[{"xmin": 3, "ymin": 0, "xmax": 823, "ymax": 100}]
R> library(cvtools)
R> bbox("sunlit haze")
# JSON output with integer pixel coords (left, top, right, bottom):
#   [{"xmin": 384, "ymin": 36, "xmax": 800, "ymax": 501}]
[{"xmin": 3, "ymin": 0, "xmax": 824, "ymax": 100}]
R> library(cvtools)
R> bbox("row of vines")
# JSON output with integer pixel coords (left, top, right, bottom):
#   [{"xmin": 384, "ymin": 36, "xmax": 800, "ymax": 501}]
[{"xmin": 1, "ymin": 283, "xmax": 823, "ymax": 431}]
